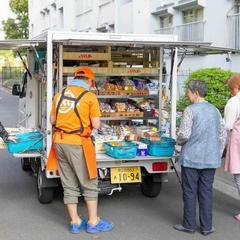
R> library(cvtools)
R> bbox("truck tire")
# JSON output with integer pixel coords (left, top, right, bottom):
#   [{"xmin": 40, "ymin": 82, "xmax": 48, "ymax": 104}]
[
  {"xmin": 140, "ymin": 175, "xmax": 162, "ymax": 198},
  {"xmin": 21, "ymin": 158, "xmax": 31, "ymax": 171},
  {"xmin": 37, "ymin": 168, "xmax": 54, "ymax": 204}
]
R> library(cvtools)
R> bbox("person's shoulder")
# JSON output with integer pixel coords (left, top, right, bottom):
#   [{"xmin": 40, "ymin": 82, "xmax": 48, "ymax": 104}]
[
  {"xmin": 86, "ymin": 91, "xmax": 98, "ymax": 99},
  {"xmin": 184, "ymin": 105, "xmax": 193, "ymax": 114},
  {"xmin": 53, "ymin": 91, "xmax": 61, "ymax": 100},
  {"xmin": 227, "ymin": 95, "xmax": 238, "ymax": 104}
]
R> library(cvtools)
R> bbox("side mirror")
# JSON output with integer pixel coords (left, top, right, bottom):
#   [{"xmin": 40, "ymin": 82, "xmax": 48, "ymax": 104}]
[{"xmin": 12, "ymin": 84, "xmax": 20, "ymax": 96}]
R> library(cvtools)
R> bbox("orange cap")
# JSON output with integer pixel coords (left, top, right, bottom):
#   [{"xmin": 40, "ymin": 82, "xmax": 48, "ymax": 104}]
[
  {"xmin": 74, "ymin": 67, "xmax": 95, "ymax": 87},
  {"xmin": 74, "ymin": 67, "xmax": 94, "ymax": 79}
]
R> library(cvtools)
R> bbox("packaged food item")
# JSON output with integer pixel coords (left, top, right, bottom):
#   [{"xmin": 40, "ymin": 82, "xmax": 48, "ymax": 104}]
[
  {"xmin": 115, "ymin": 102, "xmax": 126, "ymax": 112},
  {"xmin": 143, "ymin": 131, "xmax": 161, "ymax": 141}
]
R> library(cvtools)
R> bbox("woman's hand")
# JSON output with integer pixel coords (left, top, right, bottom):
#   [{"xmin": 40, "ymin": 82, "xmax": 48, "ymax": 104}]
[{"xmin": 7, "ymin": 136, "xmax": 17, "ymax": 143}]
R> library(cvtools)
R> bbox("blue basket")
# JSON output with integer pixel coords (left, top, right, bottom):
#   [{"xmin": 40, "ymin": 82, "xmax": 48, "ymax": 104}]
[
  {"xmin": 148, "ymin": 137, "xmax": 176, "ymax": 157},
  {"xmin": 5, "ymin": 131, "xmax": 44, "ymax": 153},
  {"xmin": 104, "ymin": 141, "xmax": 138, "ymax": 159}
]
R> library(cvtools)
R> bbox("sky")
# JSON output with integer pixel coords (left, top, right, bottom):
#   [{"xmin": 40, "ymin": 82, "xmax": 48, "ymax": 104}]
[{"xmin": 0, "ymin": 0, "xmax": 15, "ymax": 40}]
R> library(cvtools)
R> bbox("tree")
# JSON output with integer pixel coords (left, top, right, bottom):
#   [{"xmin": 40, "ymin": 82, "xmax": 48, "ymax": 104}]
[
  {"xmin": 177, "ymin": 68, "xmax": 234, "ymax": 115},
  {"xmin": 1, "ymin": 0, "xmax": 28, "ymax": 39}
]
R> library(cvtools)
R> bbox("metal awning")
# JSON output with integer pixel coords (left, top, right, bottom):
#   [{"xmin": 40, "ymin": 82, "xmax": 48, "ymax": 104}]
[
  {"xmin": 0, "ymin": 39, "xmax": 46, "ymax": 50},
  {"xmin": 0, "ymin": 32, "xmax": 239, "ymax": 56},
  {"xmin": 174, "ymin": 45, "xmax": 240, "ymax": 56}
]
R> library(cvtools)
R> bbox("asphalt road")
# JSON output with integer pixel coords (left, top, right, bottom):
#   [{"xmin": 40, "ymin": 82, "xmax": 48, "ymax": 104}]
[{"xmin": 0, "ymin": 88, "xmax": 240, "ymax": 240}]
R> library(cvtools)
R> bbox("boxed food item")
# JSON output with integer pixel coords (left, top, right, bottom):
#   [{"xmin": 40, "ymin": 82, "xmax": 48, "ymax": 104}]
[
  {"xmin": 134, "ymin": 141, "xmax": 148, "ymax": 157},
  {"xmin": 104, "ymin": 141, "xmax": 138, "ymax": 159},
  {"xmin": 5, "ymin": 131, "xmax": 44, "ymax": 153}
]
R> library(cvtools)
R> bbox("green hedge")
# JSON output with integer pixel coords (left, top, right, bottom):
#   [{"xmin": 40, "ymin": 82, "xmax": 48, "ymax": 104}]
[{"xmin": 177, "ymin": 68, "xmax": 235, "ymax": 115}]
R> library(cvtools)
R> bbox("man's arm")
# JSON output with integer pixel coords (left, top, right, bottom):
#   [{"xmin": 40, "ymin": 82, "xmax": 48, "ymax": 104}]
[{"xmin": 91, "ymin": 117, "xmax": 101, "ymax": 130}]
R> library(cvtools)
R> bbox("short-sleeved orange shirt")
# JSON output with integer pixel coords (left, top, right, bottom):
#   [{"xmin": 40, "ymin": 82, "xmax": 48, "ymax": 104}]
[{"xmin": 51, "ymin": 86, "xmax": 101, "ymax": 145}]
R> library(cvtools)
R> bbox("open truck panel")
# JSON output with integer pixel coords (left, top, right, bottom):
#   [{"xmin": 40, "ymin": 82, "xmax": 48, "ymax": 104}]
[{"xmin": 1, "ymin": 31, "xmax": 239, "ymax": 203}]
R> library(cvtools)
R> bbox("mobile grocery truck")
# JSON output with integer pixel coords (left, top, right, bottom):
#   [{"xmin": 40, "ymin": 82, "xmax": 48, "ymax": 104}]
[{"xmin": 0, "ymin": 31, "xmax": 236, "ymax": 203}]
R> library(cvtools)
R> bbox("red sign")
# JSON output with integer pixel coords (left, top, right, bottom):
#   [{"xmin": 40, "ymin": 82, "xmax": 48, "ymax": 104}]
[
  {"xmin": 127, "ymin": 69, "xmax": 141, "ymax": 74},
  {"xmin": 79, "ymin": 54, "xmax": 92, "ymax": 59}
]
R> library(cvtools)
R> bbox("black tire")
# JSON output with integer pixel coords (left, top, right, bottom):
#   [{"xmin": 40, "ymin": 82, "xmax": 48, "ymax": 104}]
[
  {"xmin": 140, "ymin": 175, "xmax": 162, "ymax": 198},
  {"xmin": 37, "ymin": 168, "xmax": 54, "ymax": 204},
  {"xmin": 21, "ymin": 158, "xmax": 31, "ymax": 171}
]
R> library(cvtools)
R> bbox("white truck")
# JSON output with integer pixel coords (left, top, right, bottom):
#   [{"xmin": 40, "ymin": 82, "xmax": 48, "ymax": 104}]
[{"xmin": 0, "ymin": 31, "xmax": 230, "ymax": 204}]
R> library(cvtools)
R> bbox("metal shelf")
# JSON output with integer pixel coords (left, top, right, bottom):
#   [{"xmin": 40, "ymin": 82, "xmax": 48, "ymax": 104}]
[
  {"xmin": 100, "ymin": 117, "xmax": 157, "ymax": 121},
  {"xmin": 97, "ymin": 95, "xmax": 158, "ymax": 99},
  {"xmin": 95, "ymin": 73, "xmax": 159, "ymax": 77}
]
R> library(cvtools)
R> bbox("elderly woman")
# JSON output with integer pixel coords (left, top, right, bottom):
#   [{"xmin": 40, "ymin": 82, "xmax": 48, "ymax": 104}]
[
  {"xmin": 224, "ymin": 73, "xmax": 240, "ymax": 221},
  {"xmin": 0, "ymin": 121, "xmax": 16, "ymax": 142},
  {"xmin": 174, "ymin": 80, "xmax": 226, "ymax": 236}
]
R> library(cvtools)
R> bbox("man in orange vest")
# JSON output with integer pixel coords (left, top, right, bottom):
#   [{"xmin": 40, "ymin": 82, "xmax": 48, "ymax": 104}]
[{"xmin": 50, "ymin": 67, "xmax": 113, "ymax": 234}]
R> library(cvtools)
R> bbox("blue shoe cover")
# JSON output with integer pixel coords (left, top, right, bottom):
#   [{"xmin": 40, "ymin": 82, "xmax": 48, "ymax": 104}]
[
  {"xmin": 69, "ymin": 219, "xmax": 87, "ymax": 234},
  {"xmin": 86, "ymin": 218, "xmax": 113, "ymax": 233}
]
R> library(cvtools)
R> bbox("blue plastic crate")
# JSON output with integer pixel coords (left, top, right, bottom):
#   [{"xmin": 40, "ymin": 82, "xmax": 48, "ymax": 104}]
[
  {"xmin": 5, "ymin": 131, "xmax": 44, "ymax": 153},
  {"xmin": 148, "ymin": 137, "xmax": 176, "ymax": 157},
  {"xmin": 104, "ymin": 141, "xmax": 138, "ymax": 159}
]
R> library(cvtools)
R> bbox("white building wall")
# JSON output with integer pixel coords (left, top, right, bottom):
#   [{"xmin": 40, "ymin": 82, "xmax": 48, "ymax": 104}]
[
  {"xmin": 132, "ymin": 0, "xmax": 150, "ymax": 34},
  {"xmin": 203, "ymin": 0, "xmax": 230, "ymax": 47},
  {"xmin": 28, "ymin": 0, "xmax": 240, "ymax": 73}
]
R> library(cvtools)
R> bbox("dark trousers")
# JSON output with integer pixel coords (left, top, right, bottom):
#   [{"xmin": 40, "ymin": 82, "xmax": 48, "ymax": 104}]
[{"xmin": 181, "ymin": 166, "xmax": 215, "ymax": 231}]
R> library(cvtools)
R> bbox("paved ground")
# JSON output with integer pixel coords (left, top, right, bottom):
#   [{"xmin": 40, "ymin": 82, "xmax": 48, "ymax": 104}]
[{"xmin": 214, "ymin": 158, "xmax": 239, "ymax": 200}]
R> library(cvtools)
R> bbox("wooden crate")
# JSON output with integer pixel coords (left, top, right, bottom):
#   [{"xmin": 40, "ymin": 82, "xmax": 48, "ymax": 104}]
[
  {"xmin": 111, "ymin": 51, "xmax": 144, "ymax": 65},
  {"xmin": 101, "ymin": 112, "xmax": 144, "ymax": 118},
  {"xmin": 111, "ymin": 50, "xmax": 159, "ymax": 66},
  {"xmin": 63, "ymin": 52, "xmax": 110, "ymax": 61},
  {"xmin": 111, "ymin": 67, "xmax": 158, "ymax": 75},
  {"xmin": 98, "ymin": 90, "xmax": 149, "ymax": 96},
  {"xmin": 63, "ymin": 66, "xmax": 111, "ymax": 75}
]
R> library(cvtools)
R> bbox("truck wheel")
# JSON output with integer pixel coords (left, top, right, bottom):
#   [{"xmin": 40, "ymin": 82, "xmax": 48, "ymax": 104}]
[
  {"xmin": 140, "ymin": 175, "xmax": 162, "ymax": 198},
  {"xmin": 37, "ymin": 168, "xmax": 54, "ymax": 204},
  {"xmin": 21, "ymin": 158, "xmax": 31, "ymax": 171}
]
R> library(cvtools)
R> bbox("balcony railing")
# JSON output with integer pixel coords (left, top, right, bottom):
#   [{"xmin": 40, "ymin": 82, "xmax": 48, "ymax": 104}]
[
  {"xmin": 227, "ymin": 13, "xmax": 240, "ymax": 49},
  {"xmin": 154, "ymin": 27, "xmax": 173, "ymax": 35},
  {"xmin": 174, "ymin": 20, "xmax": 205, "ymax": 41}
]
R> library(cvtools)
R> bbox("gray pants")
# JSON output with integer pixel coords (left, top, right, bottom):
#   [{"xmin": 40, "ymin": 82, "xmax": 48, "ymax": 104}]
[
  {"xmin": 234, "ymin": 174, "xmax": 240, "ymax": 196},
  {"xmin": 55, "ymin": 143, "xmax": 99, "ymax": 204},
  {"xmin": 181, "ymin": 166, "xmax": 215, "ymax": 232}
]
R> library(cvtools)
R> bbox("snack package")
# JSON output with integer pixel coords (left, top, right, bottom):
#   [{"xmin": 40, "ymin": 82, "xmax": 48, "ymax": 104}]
[{"xmin": 144, "ymin": 131, "xmax": 161, "ymax": 141}]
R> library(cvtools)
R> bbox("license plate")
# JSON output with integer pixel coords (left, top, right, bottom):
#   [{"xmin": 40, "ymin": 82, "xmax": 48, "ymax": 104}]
[{"xmin": 110, "ymin": 167, "xmax": 141, "ymax": 183}]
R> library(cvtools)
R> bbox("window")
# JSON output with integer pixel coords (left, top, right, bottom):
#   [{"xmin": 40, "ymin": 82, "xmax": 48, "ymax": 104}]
[
  {"xmin": 183, "ymin": 7, "xmax": 203, "ymax": 23},
  {"xmin": 234, "ymin": 0, "xmax": 240, "ymax": 13},
  {"xmin": 175, "ymin": 6, "xmax": 204, "ymax": 41},
  {"xmin": 99, "ymin": 0, "xmax": 110, "ymax": 6},
  {"xmin": 227, "ymin": 0, "xmax": 240, "ymax": 48},
  {"xmin": 160, "ymin": 15, "xmax": 173, "ymax": 28},
  {"xmin": 76, "ymin": 0, "xmax": 93, "ymax": 15}
]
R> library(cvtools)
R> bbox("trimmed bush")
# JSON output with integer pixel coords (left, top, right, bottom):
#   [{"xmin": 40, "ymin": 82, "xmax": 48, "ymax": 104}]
[{"xmin": 177, "ymin": 68, "xmax": 235, "ymax": 115}]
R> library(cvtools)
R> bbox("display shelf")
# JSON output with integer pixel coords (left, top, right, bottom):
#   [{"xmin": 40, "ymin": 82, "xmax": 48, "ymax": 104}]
[
  {"xmin": 101, "ymin": 112, "xmax": 144, "ymax": 118},
  {"xmin": 100, "ymin": 117, "xmax": 157, "ymax": 121},
  {"xmin": 98, "ymin": 90, "xmax": 149, "ymax": 96},
  {"xmin": 62, "ymin": 45, "xmax": 161, "ymax": 125},
  {"xmin": 97, "ymin": 95, "xmax": 157, "ymax": 99}
]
